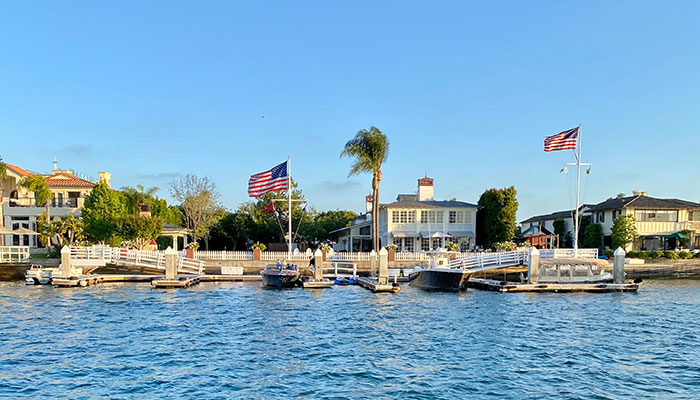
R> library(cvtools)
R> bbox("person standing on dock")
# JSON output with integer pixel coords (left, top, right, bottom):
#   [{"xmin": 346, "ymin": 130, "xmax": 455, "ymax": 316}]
[{"xmin": 308, "ymin": 255, "xmax": 316, "ymax": 281}]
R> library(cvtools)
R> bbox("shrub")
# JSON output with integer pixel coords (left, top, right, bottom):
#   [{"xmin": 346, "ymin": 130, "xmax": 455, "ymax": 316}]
[
  {"xmin": 386, "ymin": 244, "xmax": 398, "ymax": 251},
  {"xmin": 650, "ymin": 250, "xmax": 664, "ymax": 259},
  {"xmin": 626, "ymin": 251, "xmax": 638, "ymax": 258},
  {"xmin": 665, "ymin": 251, "xmax": 679, "ymax": 260},
  {"xmin": 604, "ymin": 250, "xmax": 614, "ymax": 258},
  {"xmin": 637, "ymin": 251, "xmax": 649, "ymax": 259},
  {"xmin": 679, "ymin": 251, "xmax": 692, "ymax": 259},
  {"xmin": 445, "ymin": 242, "xmax": 459, "ymax": 252},
  {"xmin": 492, "ymin": 241, "xmax": 517, "ymax": 251},
  {"xmin": 695, "ymin": 252, "xmax": 700, "ymax": 259},
  {"xmin": 251, "ymin": 242, "xmax": 267, "ymax": 251}
]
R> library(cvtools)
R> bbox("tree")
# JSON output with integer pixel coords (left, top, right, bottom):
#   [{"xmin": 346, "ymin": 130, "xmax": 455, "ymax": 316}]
[
  {"xmin": 118, "ymin": 214, "xmax": 164, "ymax": 250},
  {"xmin": 341, "ymin": 126, "xmax": 389, "ymax": 251},
  {"xmin": 18, "ymin": 175, "xmax": 52, "ymax": 224},
  {"xmin": 476, "ymin": 186, "xmax": 518, "ymax": 248},
  {"xmin": 170, "ymin": 174, "xmax": 221, "ymax": 244},
  {"xmin": 0, "ymin": 156, "xmax": 6, "ymax": 179},
  {"xmin": 577, "ymin": 215, "xmax": 591, "ymax": 247},
  {"xmin": 611, "ymin": 215, "xmax": 637, "ymax": 250},
  {"xmin": 583, "ymin": 223, "xmax": 603, "ymax": 248},
  {"xmin": 302, "ymin": 210, "xmax": 358, "ymax": 243},
  {"xmin": 552, "ymin": 218, "xmax": 566, "ymax": 248},
  {"xmin": 82, "ymin": 182, "xmax": 126, "ymax": 244},
  {"xmin": 121, "ymin": 185, "xmax": 183, "ymax": 225}
]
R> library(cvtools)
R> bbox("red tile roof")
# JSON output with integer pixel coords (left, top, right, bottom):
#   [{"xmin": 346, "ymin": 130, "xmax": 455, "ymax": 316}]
[
  {"xmin": 5, "ymin": 163, "xmax": 32, "ymax": 177},
  {"xmin": 44, "ymin": 173, "xmax": 95, "ymax": 188}
]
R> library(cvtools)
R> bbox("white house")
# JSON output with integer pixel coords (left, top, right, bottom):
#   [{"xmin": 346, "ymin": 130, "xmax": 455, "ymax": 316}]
[
  {"xmin": 0, "ymin": 161, "xmax": 108, "ymax": 247},
  {"xmin": 333, "ymin": 177, "xmax": 479, "ymax": 252},
  {"xmin": 588, "ymin": 191, "xmax": 700, "ymax": 250},
  {"xmin": 519, "ymin": 205, "xmax": 592, "ymax": 244}
]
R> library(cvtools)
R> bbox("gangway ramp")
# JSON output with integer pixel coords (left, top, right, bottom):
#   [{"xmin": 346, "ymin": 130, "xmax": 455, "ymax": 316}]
[{"xmin": 69, "ymin": 246, "xmax": 204, "ymax": 275}]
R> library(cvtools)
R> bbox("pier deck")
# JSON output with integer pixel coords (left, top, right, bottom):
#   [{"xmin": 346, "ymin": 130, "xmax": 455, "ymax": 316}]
[
  {"xmin": 468, "ymin": 278, "xmax": 639, "ymax": 293},
  {"xmin": 356, "ymin": 277, "xmax": 400, "ymax": 293},
  {"xmin": 302, "ymin": 280, "xmax": 334, "ymax": 289},
  {"xmin": 151, "ymin": 276, "xmax": 201, "ymax": 288}
]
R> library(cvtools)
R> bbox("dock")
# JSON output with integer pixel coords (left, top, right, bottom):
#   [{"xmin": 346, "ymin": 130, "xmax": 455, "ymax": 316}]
[
  {"xmin": 356, "ymin": 277, "xmax": 400, "ymax": 293},
  {"xmin": 302, "ymin": 280, "xmax": 334, "ymax": 289},
  {"xmin": 52, "ymin": 274, "xmax": 156, "ymax": 287},
  {"xmin": 151, "ymin": 275, "xmax": 201, "ymax": 289},
  {"xmin": 468, "ymin": 278, "xmax": 639, "ymax": 293}
]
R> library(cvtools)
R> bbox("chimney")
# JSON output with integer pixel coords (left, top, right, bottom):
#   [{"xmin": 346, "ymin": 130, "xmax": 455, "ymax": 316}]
[
  {"xmin": 139, "ymin": 203, "xmax": 151, "ymax": 217},
  {"xmin": 98, "ymin": 172, "xmax": 111, "ymax": 188},
  {"xmin": 365, "ymin": 195, "xmax": 373, "ymax": 213},
  {"xmin": 417, "ymin": 177, "xmax": 434, "ymax": 201},
  {"xmin": 632, "ymin": 189, "xmax": 648, "ymax": 197}
]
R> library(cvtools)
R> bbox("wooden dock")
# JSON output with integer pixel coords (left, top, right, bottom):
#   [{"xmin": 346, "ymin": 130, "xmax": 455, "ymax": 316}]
[
  {"xmin": 151, "ymin": 275, "xmax": 201, "ymax": 288},
  {"xmin": 199, "ymin": 275, "xmax": 261, "ymax": 283},
  {"xmin": 302, "ymin": 280, "xmax": 334, "ymax": 289},
  {"xmin": 52, "ymin": 274, "xmax": 156, "ymax": 287},
  {"xmin": 356, "ymin": 277, "xmax": 400, "ymax": 293},
  {"xmin": 467, "ymin": 278, "xmax": 639, "ymax": 293}
]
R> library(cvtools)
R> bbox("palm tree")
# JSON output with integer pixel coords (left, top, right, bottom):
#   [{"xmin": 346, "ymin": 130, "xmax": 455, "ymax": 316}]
[
  {"xmin": 0, "ymin": 156, "xmax": 6, "ymax": 179},
  {"xmin": 18, "ymin": 175, "xmax": 53, "ymax": 225},
  {"xmin": 341, "ymin": 126, "xmax": 389, "ymax": 251}
]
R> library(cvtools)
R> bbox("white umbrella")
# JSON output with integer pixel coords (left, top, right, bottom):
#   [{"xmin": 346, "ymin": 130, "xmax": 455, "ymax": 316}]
[
  {"xmin": 13, "ymin": 227, "xmax": 39, "ymax": 235},
  {"xmin": 431, "ymin": 231, "xmax": 452, "ymax": 238}
]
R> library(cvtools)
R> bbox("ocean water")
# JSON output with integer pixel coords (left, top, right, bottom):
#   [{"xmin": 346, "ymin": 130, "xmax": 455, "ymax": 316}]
[{"xmin": 0, "ymin": 280, "xmax": 698, "ymax": 399}]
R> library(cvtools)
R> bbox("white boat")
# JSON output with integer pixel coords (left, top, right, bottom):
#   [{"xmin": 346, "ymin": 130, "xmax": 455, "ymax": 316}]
[
  {"xmin": 537, "ymin": 258, "xmax": 613, "ymax": 283},
  {"xmin": 24, "ymin": 264, "xmax": 60, "ymax": 285}
]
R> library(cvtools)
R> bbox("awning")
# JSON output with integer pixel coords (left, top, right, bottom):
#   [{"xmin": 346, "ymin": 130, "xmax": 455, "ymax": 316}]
[
  {"xmin": 667, "ymin": 232, "xmax": 689, "ymax": 239},
  {"xmin": 13, "ymin": 228, "xmax": 39, "ymax": 235},
  {"xmin": 392, "ymin": 232, "xmax": 419, "ymax": 238},
  {"xmin": 448, "ymin": 231, "xmax": 475, "ymax": 237}
]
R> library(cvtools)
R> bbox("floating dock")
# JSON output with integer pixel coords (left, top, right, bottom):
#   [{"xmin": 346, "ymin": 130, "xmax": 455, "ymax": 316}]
[
  {"xmin": 302, "ymin": 280, "xmax": 334, "ymax": 289},
  {"xmin": 467, "ymin": 278, "xmax": 639, "ymax": 293},
  {"xmin": 356, "ymin": 277, "xmax": 400, "ymax": 293},
  {"xmin": 52, "ymin": 274, "xmax": 155, "ymax": 287},
  {"xmin": 151, "ymin": 276, "xmax": 201, "ymax": 288}
]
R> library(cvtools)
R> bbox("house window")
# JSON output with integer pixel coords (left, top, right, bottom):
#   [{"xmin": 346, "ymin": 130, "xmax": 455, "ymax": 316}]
[
  {"xmin": 403, "ymin": 238, "xmax": 415, "ymax": 252},
  {"xmin": 634, "ymin": 210, "xmax": 678, "ymax": 222},
  {"xmin": 432, "ymin": 238, "xmax": 442, "ymax": 249},
  {"xmin": 691, "ymin": 211, "xmax": 700, "ymax": 221},
  {"xmin": 449, "ymin": 211, "xmax": 464, "ymax": 224},
  {"xmin": 421, "ymin": 238, "xmax": 430, "ymax": 251},
  {"xmin": 598, "ymin": 212, "xmax": 605, "ymax": 223},
  {"xmin": 392, "ymin": 210, "xmax": 415, "ymax": 224},
  {"xmin": 420, "ymin": 210, "xmax": 443, "ymax": 223}
]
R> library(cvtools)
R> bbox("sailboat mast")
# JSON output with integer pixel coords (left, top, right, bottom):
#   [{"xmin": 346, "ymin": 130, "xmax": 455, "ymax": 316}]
[
  {"xmin": 287, "ymin": 156, "xmax": 292, "ymax": 259},
  {"xmin": 574, "ymin": 124, "xmax": 582, "ymax": 256}
]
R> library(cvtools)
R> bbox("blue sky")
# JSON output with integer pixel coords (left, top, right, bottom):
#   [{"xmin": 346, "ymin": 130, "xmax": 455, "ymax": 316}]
[{"xmin": 1, "ymin": 1, "xmax": 699, "ymax": 221}]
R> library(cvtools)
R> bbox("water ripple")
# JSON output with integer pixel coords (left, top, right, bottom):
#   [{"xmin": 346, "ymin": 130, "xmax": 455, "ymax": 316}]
[{"xmin": 0, "ymin": 280, "xmax": 699, "ymax": 399}]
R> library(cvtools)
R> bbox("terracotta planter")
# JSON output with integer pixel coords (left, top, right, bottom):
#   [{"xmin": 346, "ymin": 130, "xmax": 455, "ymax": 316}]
[
  {"xmin": 388, "ymin": 249, "xmax": 396, "ymax": 262},
  {"xmin": 253, "ymin": 248, "xmax": 261, "ymax": 261},
  {"xmin": 186, "ymin": 248, "xmax": 195, "ymax": 259}
]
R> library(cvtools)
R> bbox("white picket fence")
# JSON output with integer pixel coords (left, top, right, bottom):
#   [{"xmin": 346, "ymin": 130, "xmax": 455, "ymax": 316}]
[
  {"xmin": 0, "ymin": 246, "xmax": 30, "ymax": 263},
  {"xmin": 69, "ymin": 246, "xmax": 204, "ymax": 275},
  {"xmin": 194, "ymin": 250, "xmax": 253, "ymax": 260}
]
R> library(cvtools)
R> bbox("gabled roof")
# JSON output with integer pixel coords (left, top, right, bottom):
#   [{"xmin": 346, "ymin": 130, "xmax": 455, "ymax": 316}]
[
  {"xmin": 396, "ymin": 194, "xmax": 416, "ymax": 202},
  {"xmin": 44, "ymin": 173, "xmax": 95, "ymax": 188},
  {"xmin": 589, "ymin": 195, "xmax": 700, "ymax": 211},
  {"xmin": 521, "ymin": 210, "xmax": 575, "ymax": 224},
  {"xmin": 380, "ymin": 200, "xmax": 479, "ymax": 209},
  {"xmin": 4, "ymin": 163, "xmax": 32, "ymax": 177}
]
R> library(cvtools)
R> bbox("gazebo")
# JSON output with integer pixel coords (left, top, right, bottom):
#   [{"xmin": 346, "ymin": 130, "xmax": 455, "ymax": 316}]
[{"xmin": 160, "ymin": 223, "xmax": 190, "ymax": 250}]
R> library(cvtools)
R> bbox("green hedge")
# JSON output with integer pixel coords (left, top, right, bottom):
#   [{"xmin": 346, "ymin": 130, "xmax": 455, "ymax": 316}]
[
  {"xmin": 650, "ymin": 250, "xmax": 664, "ymax": 259},
  {"xmin": 665, "ymin": 251, "xmax": 679, "ymax": 260},
  {"xmin": 604, "ymin": 250, "xmax": 614, "ymax": 258},
  {"xmin": 679, "ymin": 251, "xmax": 693, "ymax": 259},
  {"xmin": 637, "ymin": 251, "xmax": 649, "ymax": 259}
]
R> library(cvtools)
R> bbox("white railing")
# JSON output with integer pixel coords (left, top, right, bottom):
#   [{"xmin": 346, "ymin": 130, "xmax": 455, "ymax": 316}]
[
  {"xmin": 194, "ymin": 250, "xmax": 253, "ymax": 260},
  {"xmin": 394, "ymin": 252, "xmax": 430, "ymax": 261},
  {"xmin": 327, "ymin": 252, "xmax": 373, "ymax": 261},
  {"xmin": 322, "ymin": 262, "xmax": 358, "ymax": 279},
  {"xmin": 69, "ymin": 245, "xmax": 204, "ymax": 275},
  {"xmin": 0, "ymin": 246, "xmax": 30, "ymax": 263},
  {"xmin": 259, "ymin": 251, "xmax": 311, "ymax": 261},
  {"xmin": 539, "ymin": 248, "xmax": 599, "ymax": 259},
  {"xmin": 450, "ymin": 250, "xmax": 527, "ymax": 272}
]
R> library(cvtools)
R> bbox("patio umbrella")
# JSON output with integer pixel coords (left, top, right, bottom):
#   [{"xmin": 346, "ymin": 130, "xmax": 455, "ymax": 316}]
[
  {"xmin": 666, "ymin": 232, "xmax": 688, "ymax": 239},
  {"xmin": 431, "ymin": 231, "xmax": 452, "ymax": 238},
  {"xmin": 13, "ymin": 227, "xmax": 39, "ymax": 235},
  {"xmin": 0, "ymin": 227, "xmax": 13, "ymax": 246}
]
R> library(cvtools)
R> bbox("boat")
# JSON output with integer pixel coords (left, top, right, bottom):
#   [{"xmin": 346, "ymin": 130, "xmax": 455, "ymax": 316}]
[
  {"xmin": 537, "ymin": 258, "xmax": 613, "ymax": 283},
  {"xmin": 408, "ymin": 251, "xmax": 466, "ymax": 291},
  {"xmin": 260, "ymin": 263, "xmax": 302, "ymax": 288},
  {"xmin": 24, "ymin": 264, "xmax": 59, "ymax": 285}
]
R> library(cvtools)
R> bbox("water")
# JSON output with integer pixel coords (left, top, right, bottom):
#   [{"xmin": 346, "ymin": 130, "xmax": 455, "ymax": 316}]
[{"xmin": 0, "ymin": 280, "xmax": 699, "ymax": 399}]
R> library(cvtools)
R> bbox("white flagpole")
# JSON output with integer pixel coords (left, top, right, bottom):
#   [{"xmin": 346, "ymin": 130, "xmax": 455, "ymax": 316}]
[
  {"xmin": 287, "ymin": 156, "xmax": 292, "ymax": 259},
  {"xmin": 574, "ymin": 124, "xmax": 582, "ymax": 256}
]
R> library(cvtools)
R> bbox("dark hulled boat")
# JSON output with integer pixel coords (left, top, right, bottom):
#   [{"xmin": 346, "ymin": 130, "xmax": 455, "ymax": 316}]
[
  {"xmin": 408, "ymin": 268, "xmax": 466, "ymax": 291},
  {"xmin": 261, "ymin": 264, "xmax": 301, "ymax": 288}
]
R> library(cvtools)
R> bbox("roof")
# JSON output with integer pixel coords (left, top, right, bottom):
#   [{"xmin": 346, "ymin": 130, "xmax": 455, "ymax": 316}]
[
  {"xmin": 329, "ymin": 220, "xmax": 371, "ymax": 234},
  {"xmin": 521, "ymin": 210, "xmax": 575, "ymax": 224},
  {"xmin": 380, "ymin": 200, "xmax": 479, "ymax": 209},
  {"xmin": 4, "ymin": 163, "xmax": 32, "ymax": 177},
  {"xmin": 44, "ymin": 173, "xmax": 95, "ymax": 188},
  {"xmin": 396, "ymin": 194, "xmax": 416, "ymax": 202},
  {"xmin": 589, "ymin": 195, "xmax": 700, "ymax": 212}
]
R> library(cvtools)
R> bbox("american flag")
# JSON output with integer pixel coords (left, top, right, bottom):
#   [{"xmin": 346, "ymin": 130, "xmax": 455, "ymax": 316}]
[
  {"xmin": 248, "ymin": 161, "xmax": 288, "ymax": 197},
  {"xmin": 544, "ymin": 126, "xmax": 579, "ymax": 152}
]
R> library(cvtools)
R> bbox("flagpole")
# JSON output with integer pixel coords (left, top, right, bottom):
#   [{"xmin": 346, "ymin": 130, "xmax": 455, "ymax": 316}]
[
  {"xmin": 287, "ymin": 156, "xmax": 292, "ymax": 259},
  {"xmin": 574, "ymin": 124, "xmax": 582, "ymax": 256}
]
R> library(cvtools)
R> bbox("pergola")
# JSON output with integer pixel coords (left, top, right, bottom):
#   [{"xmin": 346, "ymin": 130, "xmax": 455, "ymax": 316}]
[{"xmin": 161, "ymin": 223, "xmax": 190, "ymax": 250}]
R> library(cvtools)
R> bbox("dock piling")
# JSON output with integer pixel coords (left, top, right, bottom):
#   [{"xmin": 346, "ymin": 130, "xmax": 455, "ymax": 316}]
[
  {"xmin": 60, "ymin": 246, "xmax": 72, "ymax": 278},
  {"xmin": 527, "ymin": 247, "xmax": 540, "ymax": 284},
  {"xmin": 378, "ymin": 248, "xmax": 388, "ymax": 285},
  {"xmin": 369, "ymin": 250, "xmax": 377, "ymax": 278},
  {"xmin": 164, "ymin": 247, "xmax": 177, "ymax": 280},
  {"xmin": 613, "ymin": 247, "xmax": 625, "ymax": 284},
  {"xmin": 314, "ymin": 249, "xmax": 323, "ymax": 281}
]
